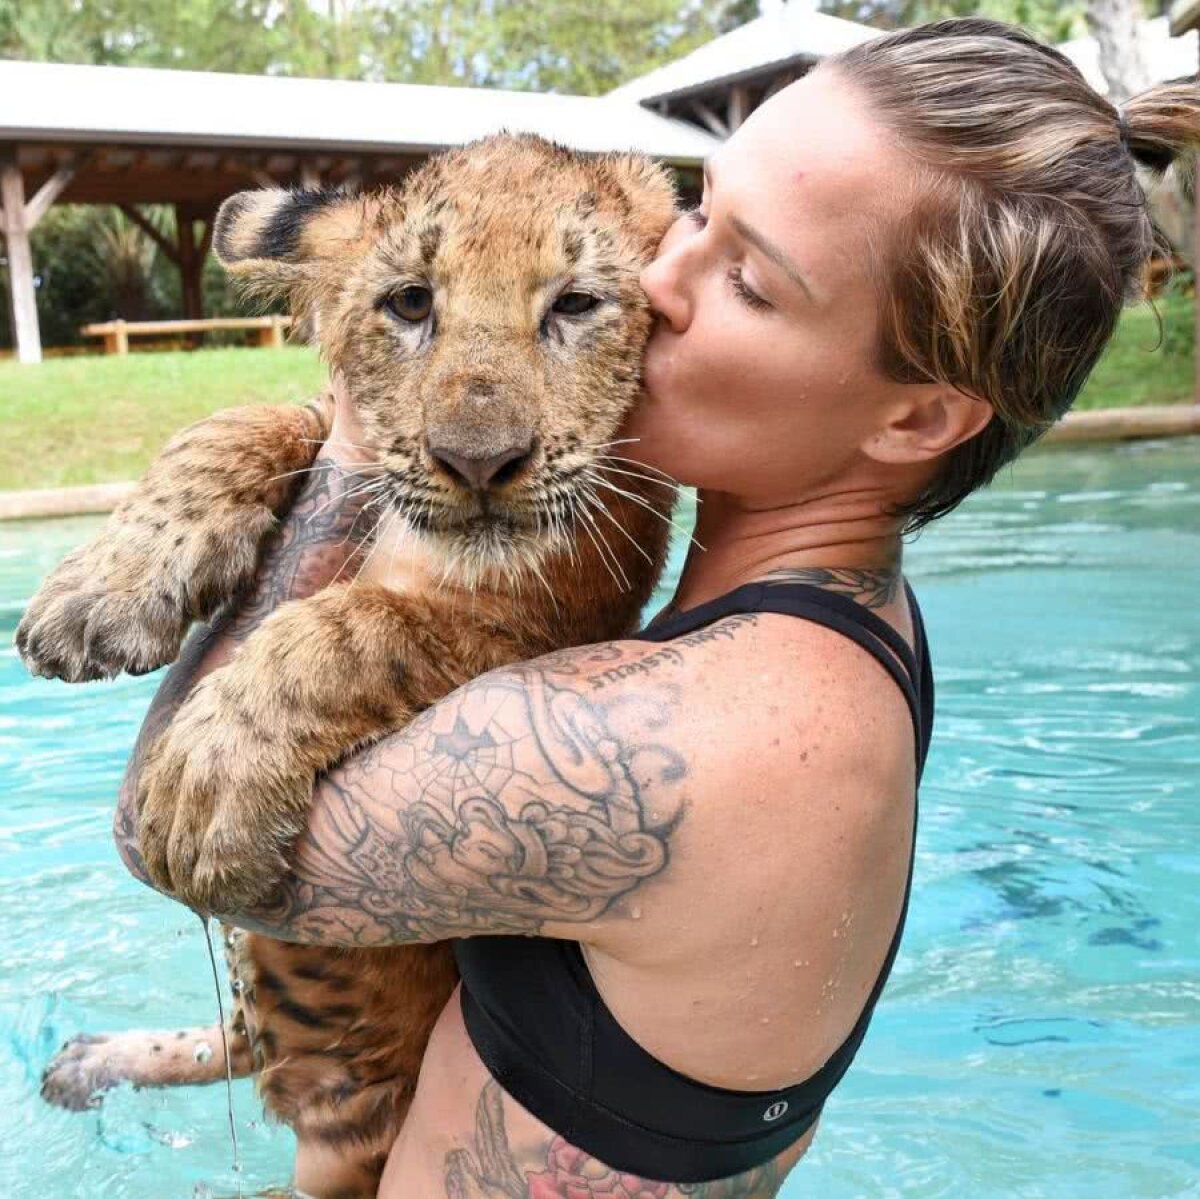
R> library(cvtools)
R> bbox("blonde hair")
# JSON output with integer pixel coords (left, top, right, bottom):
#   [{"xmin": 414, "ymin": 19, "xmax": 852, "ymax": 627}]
[{"xmin": 824, "ymin": 18, "xmax": 1200, "ymax": 528}]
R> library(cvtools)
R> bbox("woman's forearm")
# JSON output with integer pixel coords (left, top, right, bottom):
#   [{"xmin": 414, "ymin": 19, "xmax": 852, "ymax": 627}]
[{"xmin": 113, "ymin": 453, "xmax": 369, "ymax": 882}]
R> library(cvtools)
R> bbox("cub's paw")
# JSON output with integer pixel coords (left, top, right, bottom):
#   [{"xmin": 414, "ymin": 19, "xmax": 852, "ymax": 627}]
[
  {"xmin": 17, "ymin": 560, "xmax": 193, "ymax": 683},
  {"xmin": 136, "ymin": 676, "xmax": 308, "ymax": 912},
  {"xmin": 41, "ymin": 1034, "xmax": 125, "ymax": 1111},
  {"xmin": 17, "ymin": 504, "xmax": 277, "ymax": 684}
]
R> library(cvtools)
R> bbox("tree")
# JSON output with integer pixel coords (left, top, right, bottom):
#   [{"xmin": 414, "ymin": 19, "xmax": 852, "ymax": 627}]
[
  {"xmin": 1086, "ymin": 0, "xmax": 1151, "ymax": 102},
  {"xmin": 817, "ymin": 0, "xmax": 1087, "ymax": 42},
  {"xmin": 1, "ymin": 0, "xmax": 762, "ymax": 95}
]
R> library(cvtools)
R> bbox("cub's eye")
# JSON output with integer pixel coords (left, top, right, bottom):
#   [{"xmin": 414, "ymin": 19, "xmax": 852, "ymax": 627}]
[
  {"xmin": 383, "ymin": 286, "xmax": 433, "ymax": 323},
  {"xmin": 551, "ymin": 291, "xmax": 599, "ymax": 317}
]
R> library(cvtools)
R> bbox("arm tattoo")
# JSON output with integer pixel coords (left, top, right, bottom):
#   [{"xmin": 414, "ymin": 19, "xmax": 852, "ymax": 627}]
[
  {"xmin": 761, "ymin": 566, "xmax": 898, "ymax": 609},
  {"xmin": 445, "ymin": 1081, "xmax": 785, "ymax": 1198},
  {"xmin": 235, "ymin": 665, "xmax": 686, "ymax": 946},
  {"xmin": 114, "ymin": 458, "xmax": 372, "ymax": 880}
]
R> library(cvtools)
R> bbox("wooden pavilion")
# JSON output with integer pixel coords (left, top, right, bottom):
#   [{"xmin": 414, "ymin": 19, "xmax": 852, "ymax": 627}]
[
  {"xmin": 607, "ymin": 2, "xmax": 876, "ymax": 138},
  {"xmin": 0, "ymin": 59, "xmax": 715, "ymax": 364}
]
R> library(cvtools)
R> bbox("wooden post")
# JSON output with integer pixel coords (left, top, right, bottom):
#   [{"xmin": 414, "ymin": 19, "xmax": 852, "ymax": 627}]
[
  {"xmin": 728, "ymin": 84, "xmax": 751, "ymax": 132},
  {"xmin": 176, "ymin": 206, "xmax": 203, "ymax": 322},
  {"xmin": 1, "ymin": 161, "xmax": 41, "ymax": 364}
]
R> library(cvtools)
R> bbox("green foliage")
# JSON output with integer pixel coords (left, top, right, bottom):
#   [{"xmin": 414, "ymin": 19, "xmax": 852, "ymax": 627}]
[
  {"xmin": 817, "ymin": 0, "xmax": 1087, "ymax": 40},
  {"xmin": 0, "ymin": 205, "xmax": 254, "ymax": 349},
  {"xmin": 2, "ymin": 0, "xmax": 757, "ymax": 94}
]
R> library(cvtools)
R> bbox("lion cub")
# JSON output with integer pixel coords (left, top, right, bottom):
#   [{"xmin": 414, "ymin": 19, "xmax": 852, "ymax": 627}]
[{"xmin": 19, "ymin": 134, "xmax": 676, "ymax": 1198}]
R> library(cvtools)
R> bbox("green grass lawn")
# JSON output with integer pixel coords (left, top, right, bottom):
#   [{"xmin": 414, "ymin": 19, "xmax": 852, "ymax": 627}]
[
  {"xmin": 1075, "ymin": 292, "xmax": 1194, "ymax": 411},
  {"xmin": 0, "ymin": 296, "xmax": 1194, "ymax": 493},
  {"xmin": 0, "ymin": 347, "xmax": 326, "ymax": 491}
]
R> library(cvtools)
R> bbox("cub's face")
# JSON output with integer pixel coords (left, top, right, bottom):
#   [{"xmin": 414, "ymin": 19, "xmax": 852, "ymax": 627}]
[{"xmin": 214, "ymin": 135, "xmax": 677, "ymax": 570}]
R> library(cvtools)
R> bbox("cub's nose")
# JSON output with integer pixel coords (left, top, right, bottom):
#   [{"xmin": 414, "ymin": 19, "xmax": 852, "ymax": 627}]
[{"xmin": 427, "ymin": 440, "xmax": 533, "ymax": 492}]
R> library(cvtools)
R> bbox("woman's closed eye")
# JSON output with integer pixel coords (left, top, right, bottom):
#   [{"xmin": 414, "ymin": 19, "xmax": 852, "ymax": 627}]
[
  {"xmin": 728, "ymin": 267, "xmax": 770, "ymax": 311},
  {"xmin": 682, "ymin": 204, "xmax": 771, "ymax": 312}
]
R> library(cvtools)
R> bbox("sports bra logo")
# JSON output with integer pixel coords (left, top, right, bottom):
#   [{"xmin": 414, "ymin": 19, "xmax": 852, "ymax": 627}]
[{"xmin": 762, "ymin": 1100, "xmax": 789, "ymax": 1122}]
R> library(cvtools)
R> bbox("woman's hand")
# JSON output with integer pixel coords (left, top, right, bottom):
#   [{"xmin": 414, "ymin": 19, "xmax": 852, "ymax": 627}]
[{"xmin": 324, "ymin": 371, "xmax": 379, "ymax": 468}]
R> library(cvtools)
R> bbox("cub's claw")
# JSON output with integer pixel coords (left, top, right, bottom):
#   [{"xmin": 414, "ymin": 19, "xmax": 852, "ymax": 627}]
[
  {"xmin": 41, "ymin": 1034, "xmax": 122, "ymax": 1111},
  {"xmin": 17, "ymin": 502, "xmax": 277, "ymax": 684},
  {"xmin": 136, "ymin": 677, "xmax": 305, "ymax": 913},
  {"xmin": 17, "ymin": 585, "xmax": 191, "ymax": 683}
]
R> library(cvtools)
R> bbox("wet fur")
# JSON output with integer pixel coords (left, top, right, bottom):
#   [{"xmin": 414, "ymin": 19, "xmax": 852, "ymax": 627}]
[{"xmin": 24, "ymin": 136, "xmax": 677, "ymax": 1198}]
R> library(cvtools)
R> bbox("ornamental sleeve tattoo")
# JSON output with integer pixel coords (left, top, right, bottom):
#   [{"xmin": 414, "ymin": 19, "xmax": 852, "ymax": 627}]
[
  {"xmin": 114, "ymin": 455, "xmax": 371, "ymax": 884},
  {"xmin": 222, "ymin": 643, "xmax": 694, "ymax": 947}
]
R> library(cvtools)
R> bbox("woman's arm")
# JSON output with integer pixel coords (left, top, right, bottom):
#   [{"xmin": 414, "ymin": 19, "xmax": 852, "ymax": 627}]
[{"xmin": 114, "ymin": 440, "xmax": 372, "ymax": 884}]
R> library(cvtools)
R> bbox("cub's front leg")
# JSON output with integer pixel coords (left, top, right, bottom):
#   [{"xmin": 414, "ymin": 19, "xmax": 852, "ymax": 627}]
[
  {"xmin": 16, "ymin": 397, "xmax": 334, "ymax": 683},
  {"xmin": 135, "ymin": 582, "xmax": 508, "ymax": 912}
]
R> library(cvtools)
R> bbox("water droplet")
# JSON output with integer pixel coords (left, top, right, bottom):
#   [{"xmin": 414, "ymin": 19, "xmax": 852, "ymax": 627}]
[
  {"xmin": 630, "ymin": 906, "xmax": 642, "ymax": 920},
  {"xmin": 193, "ymin": 1040, "xmax": 213, "ymax": 1064},
  {"xmin": 760, "ymin": 1016, "xmax": 770, "ymax": 1025},
  {"xmin": 792, "ymin": 959, "xmax": 803, "ymax": 968},
  {"xmin": 749, "ymin": 935, "xmax": 759, "ymax": 947}
]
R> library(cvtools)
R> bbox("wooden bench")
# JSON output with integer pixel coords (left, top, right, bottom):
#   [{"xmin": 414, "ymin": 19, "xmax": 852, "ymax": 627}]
[{"xmin": 81, "ymin": 316, "xmax": 293, "ymax": 354}]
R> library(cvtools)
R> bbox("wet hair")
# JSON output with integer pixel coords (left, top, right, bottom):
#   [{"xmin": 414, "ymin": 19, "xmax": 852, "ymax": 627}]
[{"xmin": 823, "ymin": 18, "xmax": 1200, "ymax": 529}]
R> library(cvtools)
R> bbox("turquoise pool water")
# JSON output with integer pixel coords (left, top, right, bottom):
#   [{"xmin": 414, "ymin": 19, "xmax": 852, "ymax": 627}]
[{"xmin": 1, "ymin": 439, "xmax": 1196, "ymax": 1198}]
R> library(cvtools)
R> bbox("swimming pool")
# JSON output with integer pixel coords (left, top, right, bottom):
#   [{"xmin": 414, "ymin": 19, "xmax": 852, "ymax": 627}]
[{"xmin": 1, "ymin": 439, "xmax": 1196, "ymax": 1198}]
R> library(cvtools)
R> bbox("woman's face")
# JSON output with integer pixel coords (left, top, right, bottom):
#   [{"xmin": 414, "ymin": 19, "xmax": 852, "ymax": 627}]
[{"xmin": 625, "ymin": 68, "xmax": 916, "ymax": 504}]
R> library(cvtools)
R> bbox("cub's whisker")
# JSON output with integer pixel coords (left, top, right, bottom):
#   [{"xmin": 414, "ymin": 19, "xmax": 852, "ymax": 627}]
[
  {"xmin": 587, "ymin": 474, "xmax": 704, "ymax": 551},
  {"xmin": 593, "ymin": 461, "xmax": 680, "ymax": 492},
  {"xmin": 580, "ymin": 486, "xmax": 655, "ymax": 568},
  {"xmin": 595, "ymin": 452, "xmax": 681, "ymax": 486}
]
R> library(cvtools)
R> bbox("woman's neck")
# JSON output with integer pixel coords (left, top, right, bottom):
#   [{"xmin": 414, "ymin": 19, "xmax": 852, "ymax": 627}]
[{"xmin": 670, "ymin": 484, "xmax": 904, "ymax": 612}]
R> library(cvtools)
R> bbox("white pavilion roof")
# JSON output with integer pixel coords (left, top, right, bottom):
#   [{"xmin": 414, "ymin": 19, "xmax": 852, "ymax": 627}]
[
  {"xmin": 0, "ymin": 58, "xmax": 717, "ymax": 164},
  {"xmin": 608, "ymin": 1, "xmax": 878, "ymax": 104}
]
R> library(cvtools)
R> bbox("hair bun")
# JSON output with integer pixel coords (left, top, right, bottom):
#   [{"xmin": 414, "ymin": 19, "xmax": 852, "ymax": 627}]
[
  {"xmin": 1120, "ymin": 83, "xmax": 1200, "ymax": 176},
  {"xmin": 1120, "ymin": 118, "xmax": 1177, "ymax": 174}
]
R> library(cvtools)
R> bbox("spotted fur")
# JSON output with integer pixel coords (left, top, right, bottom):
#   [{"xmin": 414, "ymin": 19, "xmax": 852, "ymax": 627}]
[{"xmin": 28, "ymin": 135, "xmax": 677, "ymax": 1198}]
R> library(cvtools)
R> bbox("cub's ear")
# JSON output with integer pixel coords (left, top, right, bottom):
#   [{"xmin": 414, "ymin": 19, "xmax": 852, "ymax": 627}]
[
  {"xmin": 595, "ymin": 153, "xmax": 678, "ymax": 254},
  {"xmin": 213, "ymin": 188, "xmax": 380, "ymax": 290}
]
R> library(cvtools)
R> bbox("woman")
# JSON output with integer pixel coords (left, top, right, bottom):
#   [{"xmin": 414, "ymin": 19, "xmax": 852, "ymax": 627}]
[{"xmin": 118, "ymin": 18, "xmax": 1198, "ymax": 1197}]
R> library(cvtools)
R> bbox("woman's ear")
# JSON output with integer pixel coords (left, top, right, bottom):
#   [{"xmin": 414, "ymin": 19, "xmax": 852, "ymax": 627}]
[{"xmin": 863, "ymin": 384, "xmax": 994, "ymax": 465}]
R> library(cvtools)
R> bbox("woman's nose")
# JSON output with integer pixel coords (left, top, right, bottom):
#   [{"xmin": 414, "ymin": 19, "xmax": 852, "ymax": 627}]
[{"xmin": 640, "ymin": 229, "xmax": 693, "ymax": 334}]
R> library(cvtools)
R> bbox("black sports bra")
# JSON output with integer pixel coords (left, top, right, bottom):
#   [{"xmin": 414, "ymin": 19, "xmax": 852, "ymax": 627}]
[{"xmin": 454, "ymin": 579, "xmax": 933, "ymax": 1183}]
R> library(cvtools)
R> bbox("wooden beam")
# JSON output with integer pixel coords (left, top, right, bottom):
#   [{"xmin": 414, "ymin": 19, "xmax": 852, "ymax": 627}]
[
  {"xmin": 24, "ymin": 158, "xmax": 77, "ymax": 230},
  {"xmin": 184, "ymin": 151, "xmax": 220, "ymax": 171},
  {"xmin": 688, "ymin": 98, "xmax": 730, "ymax": 139},
  {"xmin": 1, "ymin": 162, "xmax": 42, "ymax": 364},
  {"xmin": 728, "ymin": 84, "xmax": 751, "ymax": 132},
  {"xmin": 197, "ymin": 217, "xmax": 214, "ymax": 263},
  {"xmin": 762, "ymin": 70, "xmax": 794, "ymax": 102},
  {"xmin": 1169, "ymin": 0, "xmax": 1200, "ymax": 36},
  {"xmin": 177, "ymin": 205, "xmax": 203, "ymax": 324},
  {"xmin": 117, "ymin": 204, "xmax": 181, "ymax": 264}
]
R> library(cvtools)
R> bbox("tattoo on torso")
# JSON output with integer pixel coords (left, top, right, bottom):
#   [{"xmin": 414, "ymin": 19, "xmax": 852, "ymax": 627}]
[
  {"xmin": 445, "ymin": 1080, "xmax": 785, "ymax": 1198},
  {"xmin": 761, "ymin": 566, "xmax": 899, "ymax": 609}
]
